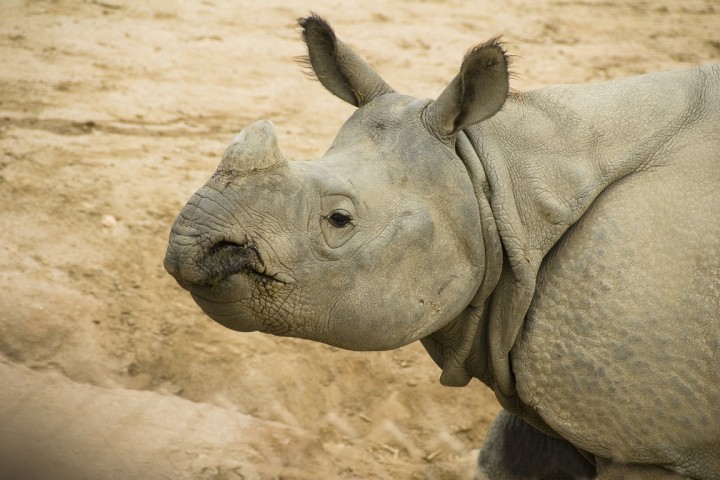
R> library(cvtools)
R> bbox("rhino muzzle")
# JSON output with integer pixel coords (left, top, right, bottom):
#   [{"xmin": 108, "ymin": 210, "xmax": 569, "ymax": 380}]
[
  {"xmin": 164, "ymin": 215, "xmax": 294, "ymax": 334},
  {"xmin": 164, "ymin": 237, "xmax": 267, "ymax": 288}
]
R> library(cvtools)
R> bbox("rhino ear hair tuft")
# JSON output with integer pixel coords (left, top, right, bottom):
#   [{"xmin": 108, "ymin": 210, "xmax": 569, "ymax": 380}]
[
  {"xmin": 295, "ymin": 54, "xmax": 318, "ymax": 82},
  {"xmin": 295, "ymin": 14, "xmax": 334, "ymax": 83}
]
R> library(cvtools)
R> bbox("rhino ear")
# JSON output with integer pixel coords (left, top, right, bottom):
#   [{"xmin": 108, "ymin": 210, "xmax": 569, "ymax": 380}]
[
  {"xmin": 425, "ymin": 38, "xmax": 510, "ymax": 137},
  {"xmin": 298, "ymin": 14, "xmax": 394, "ymax": 107}
]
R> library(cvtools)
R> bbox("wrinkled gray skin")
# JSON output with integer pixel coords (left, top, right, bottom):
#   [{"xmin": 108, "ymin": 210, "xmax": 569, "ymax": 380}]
[{"xmin": 165, "ymin": 15, "xmax": 720, "ymax": 480}]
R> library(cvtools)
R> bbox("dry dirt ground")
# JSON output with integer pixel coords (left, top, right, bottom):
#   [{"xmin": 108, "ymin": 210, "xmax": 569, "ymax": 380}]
[{"xmin": 1, "ymin": 1, "xmax": 718, "ymax": 479}]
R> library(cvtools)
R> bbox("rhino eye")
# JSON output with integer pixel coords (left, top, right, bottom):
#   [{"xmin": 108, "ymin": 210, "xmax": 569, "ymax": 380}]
[{"xmin": 327, "ymin": 211, "xmax": 352, "ymax": 228}]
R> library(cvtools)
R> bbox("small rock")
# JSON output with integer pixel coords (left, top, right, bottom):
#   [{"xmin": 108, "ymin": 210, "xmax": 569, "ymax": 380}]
[{"xmin": 101, "ymin": 214, "xmax": 117, "ymax": 228}]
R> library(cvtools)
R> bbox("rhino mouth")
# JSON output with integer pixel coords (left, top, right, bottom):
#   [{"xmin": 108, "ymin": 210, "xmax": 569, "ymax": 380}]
[
  {"xmin": 196, "ymin": 240, "xmax": 289, "ymax": 287},
  {"xmin": 166, "ymin": 238, "xmax": 289, "ymax": 295}
]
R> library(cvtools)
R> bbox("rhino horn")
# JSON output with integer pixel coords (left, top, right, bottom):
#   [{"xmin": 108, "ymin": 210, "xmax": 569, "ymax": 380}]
[{"xmin": 219, "ymin": 120, "xmax": 287, "ymax": 173}]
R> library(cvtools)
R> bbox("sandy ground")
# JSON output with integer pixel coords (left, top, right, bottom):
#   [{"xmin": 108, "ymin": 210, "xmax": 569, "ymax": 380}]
[{"xmin": 0, "ymin": 1, "xmax": 718, "ymax": 479}]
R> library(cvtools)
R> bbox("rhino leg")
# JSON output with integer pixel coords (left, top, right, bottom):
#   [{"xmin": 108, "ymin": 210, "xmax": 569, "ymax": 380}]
[{"xmin": 475, "ymin": 410, "xmax": 596, "ymax": 480}]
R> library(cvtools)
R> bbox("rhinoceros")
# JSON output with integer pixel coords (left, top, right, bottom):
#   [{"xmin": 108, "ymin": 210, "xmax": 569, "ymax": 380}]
[{"xmin": 164, "ymin": 14, "xmax": 720, "ymax": 480}]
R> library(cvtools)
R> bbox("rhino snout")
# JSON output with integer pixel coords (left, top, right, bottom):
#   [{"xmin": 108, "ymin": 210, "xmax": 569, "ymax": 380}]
[
  {"xmin": 164, "ymin": 228, "xmax": 263, "ymax": 288},
  {"xmin": 200, "ymin": 240, "xmax": 266, "ymax": 285}
]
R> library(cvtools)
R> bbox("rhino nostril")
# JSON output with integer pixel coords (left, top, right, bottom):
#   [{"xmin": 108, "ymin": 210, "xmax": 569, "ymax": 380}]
[
  {"xmin": 200, "ymin": 240, "xmax": 265, "ymax": 285},
  {"xmin": 208, "ymin": 240, "xmax": 251, "ymax": 256}
]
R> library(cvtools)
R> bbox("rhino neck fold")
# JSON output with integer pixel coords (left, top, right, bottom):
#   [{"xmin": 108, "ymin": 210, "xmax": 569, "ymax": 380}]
[
  {"xmin": 419, "ymin": 125, "xmax": 560, "ymax": 438},
  {"xmin": 426, "ymin": 85, "xmax": 668, "ymax": 418},
  {"xmin": 446, "ymin": 83, "xmax": 676, "ymax": 421},
  {"xmin": 419, "ymin": 131, "xmax": 503, "ymax": 389},
  {"xmin": 420, "ymin": 96, "xmax": 604, "ymax": 435}
]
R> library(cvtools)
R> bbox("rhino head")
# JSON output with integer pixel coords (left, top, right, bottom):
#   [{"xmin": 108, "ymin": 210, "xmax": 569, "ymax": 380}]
[{"xmin": 164, "ymin": 15, "xmax": 509, "ymax": 358}]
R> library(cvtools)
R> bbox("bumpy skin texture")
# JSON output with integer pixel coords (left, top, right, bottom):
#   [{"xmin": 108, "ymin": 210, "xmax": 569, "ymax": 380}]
[
  {"xmin": 165, "ymin": 15, "xmax": 720, "ymax": 480},
  {"xmin": 515, "ymin": 159, "xmax": 720, "ymax": 469},
  {"xmin": 505, "ymin": 69, "xmax": 720, "ymax": 478}
]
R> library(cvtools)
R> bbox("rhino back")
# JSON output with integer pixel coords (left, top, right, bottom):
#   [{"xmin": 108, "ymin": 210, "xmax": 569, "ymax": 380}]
[{"xmin": 511, "ymin": 68, "xmax": 720, "ymax": 477}]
